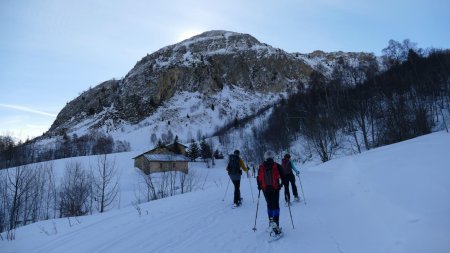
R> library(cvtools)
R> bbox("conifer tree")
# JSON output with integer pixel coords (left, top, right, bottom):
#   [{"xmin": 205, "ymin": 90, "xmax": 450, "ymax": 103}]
[
  {"xmin": 187, "ymin": 140, "xmax": 200, "ymax": 161},
  {"xmin": 199, "ymin": 138, "xmax": 212, "ymax": 160},
  {"xmin": 156, "ymin": 139, "xmax": 165, "ymax": 148}
]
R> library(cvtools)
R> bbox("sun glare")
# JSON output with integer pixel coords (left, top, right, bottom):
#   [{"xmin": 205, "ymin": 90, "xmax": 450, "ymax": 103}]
[{"xmin": 177, "ymin": 29, "xmax": 203, "ymax": 42}]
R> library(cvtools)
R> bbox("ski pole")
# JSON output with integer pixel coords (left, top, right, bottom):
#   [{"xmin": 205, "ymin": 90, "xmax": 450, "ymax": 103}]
[
  {"xmin": 296, "ymin": 173, "xmax": 306, "ymax": 205},
  {"xmin": 287, "ymin": 199, "xmax": 295, "ymax": 229},
  {"xmin": 247, "ymin": 173, "xmax": 255, "ymax": 203},
  {"xmin": 222, "ymin": 178, "xmax": 230, "ymax": 201},
  {"xmin": 252, "ymin": 190, "xmax": 261, "ymax": 232},
  {"xmin": 201, "ymin": 167, "xmax": 210, "ymax": 190}
]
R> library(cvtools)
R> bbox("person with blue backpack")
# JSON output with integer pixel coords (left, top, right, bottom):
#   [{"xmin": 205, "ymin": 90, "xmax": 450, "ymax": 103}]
[{"xmin": 226, "ymin": 150, "xmax": 248, "ymax": 208}]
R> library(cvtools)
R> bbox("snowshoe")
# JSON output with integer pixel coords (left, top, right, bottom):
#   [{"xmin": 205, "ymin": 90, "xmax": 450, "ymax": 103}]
[
  {"xmin": 232, "ymin": 198, "xmax": 243, "ymax": 209},
  {"xmin": 268, "ymin": 226, "xmax": 283, "ymax": 242}
]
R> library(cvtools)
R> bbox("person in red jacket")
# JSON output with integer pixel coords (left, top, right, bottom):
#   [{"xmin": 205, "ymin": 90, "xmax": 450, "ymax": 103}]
[{"xmin": 257, "ymin": 150, "xmax": 284, "ymax": 236}]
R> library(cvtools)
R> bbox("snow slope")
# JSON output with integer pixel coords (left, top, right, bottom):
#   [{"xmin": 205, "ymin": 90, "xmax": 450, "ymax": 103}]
[{"xmin": 1, "ymin": 131, "xmax": 450, "ymax": 253}]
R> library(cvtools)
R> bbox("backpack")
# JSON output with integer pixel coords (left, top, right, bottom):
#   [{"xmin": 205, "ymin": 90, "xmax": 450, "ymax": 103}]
[
  {"xmin": 281, "ymin": 158, "xmax": 292, "ymax": 175},
  {"xmin": 227, "ymin": 154, "xmax": 241, "ymax": 175},
  {"xmin": 258, "ymin": 162, "xmax": 281, "ymax": 191}
]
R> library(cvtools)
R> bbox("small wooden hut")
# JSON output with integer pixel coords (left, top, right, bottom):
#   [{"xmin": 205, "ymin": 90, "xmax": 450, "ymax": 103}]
[{"xmin": 133, "ymin": 146, "xmax": 189, "ymax": 174}]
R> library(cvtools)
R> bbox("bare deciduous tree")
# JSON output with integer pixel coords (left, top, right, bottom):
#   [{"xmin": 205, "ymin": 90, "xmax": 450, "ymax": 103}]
[
  {"xmin": 92, "ymin": 154, "xmax": 119, "ymax": 213},
  {"xmin": 157, "ymin": 170, "xmax": 170, "ymax": 198},
  {"xmin": 46, "ymin": 162, "xmax": 57, "ymax": 220},
  {"xmin": 136, "ymin": 171, "xmax": 157, "ymax": 202},
  {"xmin": 6, "ymin": 165, "xmax": 34, "ymax": 240},
  {"xmin": 0, "ymin": 172, "xmax": 8, "ymax": 236},
  {"xmin": 58, "ymin": 161, "xmax": 92, "ymax": 217}
]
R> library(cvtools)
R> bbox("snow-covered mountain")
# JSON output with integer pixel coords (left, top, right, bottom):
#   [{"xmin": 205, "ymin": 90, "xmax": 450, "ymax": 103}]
[
  {"xmin": 39, "ymin": 30, "xmax": 375, "ymax": 151},
  {"xmin": 48, "ymin": 31, "xmax": 309, "ymax": 136},
  {"xmin": 2, "ymin": 131, "xmax": 449, "ymax": 253}
]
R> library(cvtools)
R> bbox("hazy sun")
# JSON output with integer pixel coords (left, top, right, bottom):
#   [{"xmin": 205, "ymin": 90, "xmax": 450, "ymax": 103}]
[{"xmin": 177, "ymin": 29, "xmax": 203, "ymax": 42}]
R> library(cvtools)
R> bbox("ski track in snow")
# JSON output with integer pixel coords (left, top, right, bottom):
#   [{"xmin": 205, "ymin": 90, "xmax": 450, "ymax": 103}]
[
  {"xmin": 23, "ymin": 180, "xmax": 308, "ymax": 253},
  {"xmin": 28, "ymin": 183, "xmax": 289, "ymax": 253}
]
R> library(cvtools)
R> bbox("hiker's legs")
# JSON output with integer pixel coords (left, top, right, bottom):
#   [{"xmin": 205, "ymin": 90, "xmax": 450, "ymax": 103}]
[
  {"xmin": 289, "ymin": 174, "xmax": 299, "ymax": 198},
  {"xmin": 232, "ymin": 179, "xmax": 241, "ymax": 204}
]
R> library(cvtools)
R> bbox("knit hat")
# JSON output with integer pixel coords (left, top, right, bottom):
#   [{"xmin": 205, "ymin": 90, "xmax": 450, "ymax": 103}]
[{"xmin": 264, "ymin": 150, "xmax": 276, "ymax": 160}]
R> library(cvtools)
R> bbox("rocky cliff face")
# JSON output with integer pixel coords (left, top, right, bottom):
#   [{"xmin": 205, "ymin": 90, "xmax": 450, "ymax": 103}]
[{"xmin": 47, "ymin": 30, "xmax": 375, "ymax": 137}]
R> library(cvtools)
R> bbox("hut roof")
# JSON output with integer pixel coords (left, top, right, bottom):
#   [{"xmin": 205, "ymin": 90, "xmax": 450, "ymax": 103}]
[{"xmin": 143, "ymin": 154, "xmax": 190, "ymax": 162}]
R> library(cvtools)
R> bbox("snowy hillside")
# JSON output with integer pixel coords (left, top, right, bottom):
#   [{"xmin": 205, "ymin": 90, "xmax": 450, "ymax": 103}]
[
  {"xmin": 35, "ymin": 86, "xmax": 282, "ymax": 153},
  {"xmin": 1, "ymin": 131, "xmax": 450, "ymax": 253}
]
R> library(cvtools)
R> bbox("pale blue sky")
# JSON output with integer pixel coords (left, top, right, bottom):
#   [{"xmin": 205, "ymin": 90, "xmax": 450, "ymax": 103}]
[{"xmin": 1, "ymin": 0, "xmax": 449, "ymax": 141}]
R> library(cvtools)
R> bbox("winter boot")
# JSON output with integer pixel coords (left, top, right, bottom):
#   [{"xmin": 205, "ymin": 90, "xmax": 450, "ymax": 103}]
[
  {"xmin": 273, "ymin": 226, "xmax": 282, "ymax": 235},
  {"xmin": 269, "ymin": 218, "xmax": 276, "ymax": 228},
  {"xmin": 269, "ymin": 219, "xmax": 282, "ymax": 235},
  {"xmin": 294, "ymin": 196, "xmax": 300, "ymax": 202}
]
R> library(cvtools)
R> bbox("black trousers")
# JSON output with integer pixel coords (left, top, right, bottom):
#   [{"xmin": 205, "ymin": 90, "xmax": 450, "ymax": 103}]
[
  {"xmin": 232, "ymin": 180, "xmax": 241, "ymax": 204},
  {"xmin": 283, "ymin": 174, "xmax": 298, "ymax": 202},
  {"xmin": 263, "ymin": 188, "xmax": 280, "ymax": 225}
]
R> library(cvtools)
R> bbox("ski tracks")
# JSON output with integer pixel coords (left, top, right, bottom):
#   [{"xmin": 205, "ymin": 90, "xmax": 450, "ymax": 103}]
[{"xmin": 30, "ymin": 210, "xmax": 130, "ymax": 253}]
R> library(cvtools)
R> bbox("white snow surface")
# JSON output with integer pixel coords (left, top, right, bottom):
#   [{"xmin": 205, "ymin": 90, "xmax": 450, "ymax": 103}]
[{"xmin": 1, "ymin": 131, "xmax": 450, "ymax": 253}]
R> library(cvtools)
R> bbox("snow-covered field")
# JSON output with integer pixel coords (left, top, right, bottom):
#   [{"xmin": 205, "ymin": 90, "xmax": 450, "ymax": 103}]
[{"xmin": 1, "ymin": 131, "xmax": 450, "ymax": 253}]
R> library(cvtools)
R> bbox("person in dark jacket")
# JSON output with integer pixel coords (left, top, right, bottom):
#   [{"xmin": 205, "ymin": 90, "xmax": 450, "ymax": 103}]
[
  {"xmin": 226, "ymin": 150, "xmax": 248, "ymax": 207},
  {"xmin": 257, "ymin": 150, "xmax": 283, "ymax": 235},
  {"xmin": 281, "ymin": 153, "xmax": 300, "ymax": 205}
]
